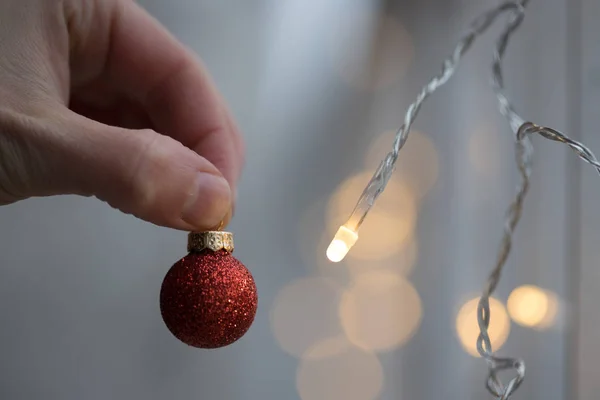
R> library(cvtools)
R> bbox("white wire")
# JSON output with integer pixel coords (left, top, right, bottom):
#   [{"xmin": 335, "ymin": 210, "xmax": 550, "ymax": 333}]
[{"xmin": 335, "ymin": 1, "xmax": 600, "ymax": 399}]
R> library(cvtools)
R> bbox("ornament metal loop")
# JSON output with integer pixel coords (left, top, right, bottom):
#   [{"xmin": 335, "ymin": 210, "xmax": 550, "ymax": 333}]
[{"xmin": 188, "ymin": 231, "xmax": 234, "ymax": 253}]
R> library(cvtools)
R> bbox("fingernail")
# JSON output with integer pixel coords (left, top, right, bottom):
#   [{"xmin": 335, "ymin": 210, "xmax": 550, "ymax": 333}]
[{"xmin": 182, "ymin": 173, "xmax": 231, "ymax": 230}]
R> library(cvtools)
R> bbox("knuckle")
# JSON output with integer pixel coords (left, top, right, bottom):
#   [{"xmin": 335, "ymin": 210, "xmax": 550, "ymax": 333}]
[
  {"xmin": 120, "ymin": 130, "xmax": 161, "ymax": 213},
  {"xmin": 124, "ymin": 132, "xmax": 188, "ymax": 217}
]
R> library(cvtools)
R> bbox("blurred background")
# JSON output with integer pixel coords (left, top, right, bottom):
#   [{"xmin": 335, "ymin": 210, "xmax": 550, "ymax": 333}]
[{"xmin": 1, "ymin": 0, "xmax": 599, "ymax": 398}]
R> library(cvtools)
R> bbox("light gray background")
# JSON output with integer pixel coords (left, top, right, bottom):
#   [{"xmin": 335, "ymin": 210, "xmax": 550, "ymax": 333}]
[{"xmin": 0, "ymin": 0, "xmax": 591, "ymax": 399}]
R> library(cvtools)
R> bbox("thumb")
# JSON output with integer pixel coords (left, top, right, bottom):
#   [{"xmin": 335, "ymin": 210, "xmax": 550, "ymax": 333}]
[{"xmin": 9, "ymin": 109, "xmax": 233, "ymax": 231}]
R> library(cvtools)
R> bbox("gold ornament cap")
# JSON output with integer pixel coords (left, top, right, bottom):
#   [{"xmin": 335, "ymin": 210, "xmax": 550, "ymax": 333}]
[{"xmin": 187, "ymin": 231, "xmax": 234, "ymax": 253}]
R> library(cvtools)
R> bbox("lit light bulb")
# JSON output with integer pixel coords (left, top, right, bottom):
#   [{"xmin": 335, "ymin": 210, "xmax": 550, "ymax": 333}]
[
  {"xmin": 326, "ymin": 226, "xmax": 358, "ymax": 262},
  {"xmin": 326, "ymin": 160, "xmax": 394, "ymax": 262}
]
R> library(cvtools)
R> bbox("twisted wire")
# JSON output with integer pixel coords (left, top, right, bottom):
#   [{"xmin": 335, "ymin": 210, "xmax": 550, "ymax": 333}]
[
  {"xmin": 476, "ymin": 2, "xmax": 529, "ymax": 399},
  {"xmin": 521, "ymin": 123, "xmax": 600, "ymax": 173},
  {"xmin": 346, "ymin": 1, "xmax": 526, "ymax": 231},
  {"xmin": 478, "ymin": 0, "xmax": 600, "ymax": 398}
]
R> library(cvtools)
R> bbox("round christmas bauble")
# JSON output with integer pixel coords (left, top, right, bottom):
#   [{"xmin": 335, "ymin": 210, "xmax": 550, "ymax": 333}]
[{"xmin": 160, "ymin": 232, "xmax": 257, "ymax": 348}]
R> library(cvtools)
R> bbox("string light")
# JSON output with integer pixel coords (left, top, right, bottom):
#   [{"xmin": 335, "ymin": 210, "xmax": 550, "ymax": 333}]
[
  {"xmin": 326, "ymin": 0, "xmax": 529, "ymax": 263},
  {"xmin": 326, "ymin": 0, "xmax": 600, "ymax": 398},
  {"xmin": 328, "ymin": 172, "xmax": 416, "ymax": 261},
  {"xmin": 326, "ymin": 225, "xmax": 359, "ymax": 262}
]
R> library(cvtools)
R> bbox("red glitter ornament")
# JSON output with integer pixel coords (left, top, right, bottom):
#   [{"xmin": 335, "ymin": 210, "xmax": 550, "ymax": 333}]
[{"xmin": 160, "ymin": 231, "xmax": 257, "ymax": 348}]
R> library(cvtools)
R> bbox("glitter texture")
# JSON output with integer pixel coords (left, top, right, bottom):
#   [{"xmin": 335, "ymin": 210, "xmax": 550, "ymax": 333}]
[{"xmin": 160, "ymin": 250, "xmax": 258, "ymax": 348}]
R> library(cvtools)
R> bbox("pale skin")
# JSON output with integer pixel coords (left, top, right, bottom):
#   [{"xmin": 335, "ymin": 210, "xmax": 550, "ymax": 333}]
[{"xmin": 0, "ymin": 0, "xmax": 243, "ymax": 231}]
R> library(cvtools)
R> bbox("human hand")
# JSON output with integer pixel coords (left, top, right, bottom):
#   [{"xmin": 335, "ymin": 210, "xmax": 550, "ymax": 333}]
[{"xmin": 0, "ymin": 0, "xmax": 243, "ymax": 231}]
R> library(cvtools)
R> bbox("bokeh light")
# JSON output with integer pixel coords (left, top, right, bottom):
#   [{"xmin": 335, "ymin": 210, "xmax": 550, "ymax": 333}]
[
  {"xmin": 340, "ymin": 271, "xmax": 422, "ymax": 352},
  {"xmin": 507, "ymin": 285, "xmax": 559, "ymax": 330},
  {"xmin": 296, "ymin": 337, "xmax": 384, "ymax": 400},
  {"xmin": 271, "ymin": 277, "xmax": 343, "ymax": 358},
  {"xmin": 364, "ymin": 130, "xmax": 439, "ymax": 199},
  {"xmin": 345, "ymin": 236, "xmax": 418, "ymax": 277},
  {"xmin": 328, "ymin": 172, "xmax": 416, "ymax": 261},
  {"xmin": 330, "ymin": 14, "xmax": 414, "ymax": 91},
  {"xmin": 456, "ymin": 297, "xmax": 510, "ymax": 357}
]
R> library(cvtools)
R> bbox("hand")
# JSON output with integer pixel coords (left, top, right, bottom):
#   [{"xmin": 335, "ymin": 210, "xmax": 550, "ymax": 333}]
[{"xmin": 0, "ymin": 0, "xmax": 243, "ymax": 231}]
